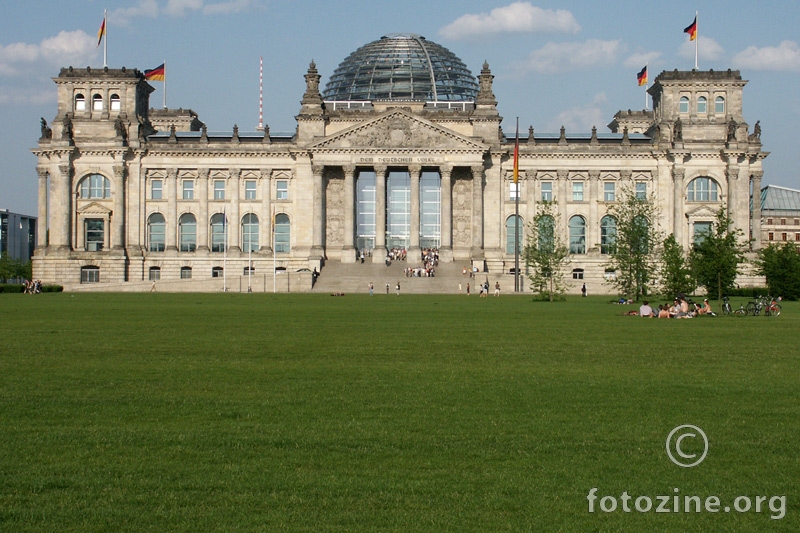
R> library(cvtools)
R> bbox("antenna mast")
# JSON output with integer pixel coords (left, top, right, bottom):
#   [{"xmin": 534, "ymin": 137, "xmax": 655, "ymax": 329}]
[{"xmin": 258, "ymin": 56, "xmax": 264, "ymax": 131}]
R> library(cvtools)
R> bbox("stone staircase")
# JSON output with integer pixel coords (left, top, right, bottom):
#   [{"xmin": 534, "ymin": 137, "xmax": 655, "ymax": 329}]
[{"xmin": 312, "ymin": 259, "xmax": 517, "ymax": 295}]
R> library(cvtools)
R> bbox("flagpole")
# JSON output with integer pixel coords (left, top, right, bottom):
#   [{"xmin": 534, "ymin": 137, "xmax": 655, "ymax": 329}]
[
  {"xmin": 644, "ymin": 62, "xmax": 648, "ymax": 110},
  {"xmin": 223, "ymin": 206, "xmax": 227, "ymax": 292},
  {"xmin": 248, "ymin": 203, "xmax": 252, "ymax": 293},
  {"xmin": 103, "ymin": 9, "xmax": 107, "ymax": 68},
  {"xmin": 272, "ymin": 206, "xmax": 276, "ymax": 293},
  {"xmin": 514, "ymin": 117, "xmax": 520, "ymax": 293},
  {"xmin": 694, "ymin": 11, "xmax": 699, "ymax": 70},
  {"xmin": 163, "ymin": 60, "xmax": 167, "ymax": 109}
]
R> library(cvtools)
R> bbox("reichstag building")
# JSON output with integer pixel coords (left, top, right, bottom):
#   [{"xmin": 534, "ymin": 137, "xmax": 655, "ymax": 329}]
[{"xmin": 32, "ymin": 33, "xmax": 767, "ymax": 290}]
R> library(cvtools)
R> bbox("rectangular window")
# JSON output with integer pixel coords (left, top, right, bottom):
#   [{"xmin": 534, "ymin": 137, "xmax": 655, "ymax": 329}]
[
  {"xmin": 572, "ymin": 182, "xmax": 584, "ymax": 201},
  {"xmin": 796, "ymin": 233, "xmax": 800, "ymax": 241},
  {"xmin": 180, "ymin": 266, "xmax": 192, "ymax": 279},
  {"xmin": 780, "ymin": 218, "xmax": 786, "ymax": 226},
  {"xmin": 80, "ymin": 266, "xmax": 100, "ymax": 283},
  {"xmin": 782, "ymin": 233, "xmax": 788, "ymax": 241},
  {"xmin": 85, "ymin": 219, "xmax": 104, "ymax": 251},
  {"xmin": 769, "ymin": 232, "xmax": 774, "ymax": 241},
  {"xmin": 151, "ymin": 179, "xmax": 163, "ymax": 200},
  {"xmin": 276, "ymin": 180, "xmax": 288, "ymax": 200},
  {"xmin": 541, "ymin": 182, "xmax": 552, "ymax": 202},
  {"xmin": 245, "ymin": 180, "xmax": 257, "ymax": 200},
  {"xmin": 149, "ymin": 267, "xmax": 161, "ymax": 281},
  {"xmin": 182, "ymin": 180, "xmax": 194, "ymax": 200},
  {"xmin": 213, "ymin": 180, "xmax": 225, "ymax": 200},
  {"xmin": 693, "ymin": 221, "xmax": 713, "ymax": 245},
  {"xmin": 604, "ymin": 182, "xmax": 615, "ymax": 202},
  {"xmin": 795, "ymin": 219, "xmax": 799, "ymax": 226},
  {"xmin": 767, "ymin": 218, "xmax": 773, "ymax": 225},
  {"xmin": 635, "ymin": 182, "xmax": 647, "ymax": 200},
  {"xmin": 509, "ymin": 182, "xmax": 520, "ymax": 201}
]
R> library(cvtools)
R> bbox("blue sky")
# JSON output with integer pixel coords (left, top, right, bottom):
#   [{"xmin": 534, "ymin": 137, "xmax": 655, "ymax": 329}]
[{"xmin": 2, "ymin": 0, "xmax": 799, "ymax": 216}]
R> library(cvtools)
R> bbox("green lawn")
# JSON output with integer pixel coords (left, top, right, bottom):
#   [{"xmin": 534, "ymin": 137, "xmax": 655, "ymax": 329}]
[{"xmin": 1, "ymin": 293, "xmax": 798, "ymax": 532}]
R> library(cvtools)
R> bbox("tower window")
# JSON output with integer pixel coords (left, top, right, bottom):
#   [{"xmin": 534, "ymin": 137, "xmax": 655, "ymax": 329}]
[
  {"xmin": 110, "ymin": 94, "xmax": 121, "ymax": 111},
  {"xmin": 92, "ymin": 94, "xmax": 103, "ymax": 111},
  {"xmin": 697, "ymin": 96, "xmax": 707, "ymax": 114},
  {"xmin": 714, "ymin": 96, "xmax": 725, "ymax": 114},
  {"xmin": 75, "ymin": 94, "xmax": 86, "ymax": 111}
]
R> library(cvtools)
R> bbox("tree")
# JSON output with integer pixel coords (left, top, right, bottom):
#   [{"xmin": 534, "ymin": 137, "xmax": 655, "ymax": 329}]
[
  {"xmin": 755, "ymin": 242, "xmax": 800, "ymax": 300},
  {"xmin": 605, "ymin": 186, "xmax": 662, "ymax": 300},
  {"xmin": 524, "ymin": 201, "xmax": 570, "ymax": 301},
  {"xmin": 689, "ymin": 206, "xmax": 747, "ymax": 300},
  {"xmin": 0, "ymin": 253, "xmax": 15, "ymax": 283},
  {"xmin": 660, "ymin": 233, "xmax": 695, "ymax": 297}
]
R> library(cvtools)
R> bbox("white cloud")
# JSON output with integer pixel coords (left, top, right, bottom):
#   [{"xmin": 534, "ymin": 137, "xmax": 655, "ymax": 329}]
[
  {"xmin": 624, "ymin": 51, "xmax": 661, "ymax": 70},
  {"xmin": 439, "ymin": 2, "xmax": 580, "ymax": 40},
  {"xmin": 203, "ymin": 0, "xmax": 254, "ymax": 15},
  {"xmin": 545, "ymin": 93, "xmax": 608, "ymax": 133},
  {"xmin": 516, "ymin": 39, "xmax": 623, "ymax": 75},
  {"xmin": 732, "ymin": 40, "xmax": 800, "ymax": 72},
  {"xmin": 0, "ymin": 31, "xmax": 96, "ymax": 78},
  {"xmin": 679, "ymin": 36, "xmax": 724, "ymax": 62},
  {"xmin": 166, "ymin": 0, "xmax": 204, "ymax": 17},
  {"xmin": 111, "ymin": 0, "xmax": 159, "ymax": 27}
]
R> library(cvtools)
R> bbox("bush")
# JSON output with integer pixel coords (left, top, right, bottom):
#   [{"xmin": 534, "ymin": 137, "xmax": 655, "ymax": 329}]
[{"xmin": 0, "ymin": 284, "xmax": 24, "ymax": 293}]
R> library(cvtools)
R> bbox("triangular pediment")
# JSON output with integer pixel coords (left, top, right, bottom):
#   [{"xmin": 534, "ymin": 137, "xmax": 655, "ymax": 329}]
[
  {"xmin": 686, "ymin": 204, "xmax": 720, "ymax": 218},
  {"xmin": 310, "ymin": 109, "xmax": 487, "ymax": 152},
  {"xmin": 78, "ymin": 201, "xmax": 112, "ymax": 216}
]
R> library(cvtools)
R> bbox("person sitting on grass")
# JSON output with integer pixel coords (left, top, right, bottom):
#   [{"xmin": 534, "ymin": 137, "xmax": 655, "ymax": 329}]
[
  {"xmin": 698, "ymin": 298, "xmax": 715, "ymax": 316},
  {"xmin": 658, "ymin": 304, "xmax": 671, "ymax": 319},
  {"xmin": 639, "ymin": 301, "xmax": 655, "ymax": 318}
]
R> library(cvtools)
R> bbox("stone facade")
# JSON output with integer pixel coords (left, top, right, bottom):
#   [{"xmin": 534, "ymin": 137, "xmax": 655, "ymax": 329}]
[{"xmin": 32, "ymin": 62, "xmax": 768, "ymax": 292}]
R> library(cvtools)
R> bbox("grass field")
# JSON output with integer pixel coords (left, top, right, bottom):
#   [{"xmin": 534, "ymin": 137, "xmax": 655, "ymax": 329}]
[{"xmin": 1, "ymin": 292, "xmax": 798, "ymax": 532}]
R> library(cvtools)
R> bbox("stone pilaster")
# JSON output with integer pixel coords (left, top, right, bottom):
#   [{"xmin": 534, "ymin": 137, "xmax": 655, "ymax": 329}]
[
  {"xmin": 36, "ymin": 168, "xmax": 48, "ymax": 249},
  {"xmin": 588, "ymin": 170, "xmax": 600, "ymax": 252},
  {"xmin": 751, "ymin": 171, "xmax": 763, "ymax": 250},
  {"xmin": 165, "ymin": 168, "xmax": 177, "ymax": 252},
  {"xmin": 260, "ymin": 168, "xmax": 273, "ymax": 254},
  {"xmin": 229, "ymin": 168, "xmax": 241, "ymax": 253},
  {"xmin": 440, "ymin": 166, "xmax": 452, "ymax": 259},
  {"xmin": 56, "ymin": 162, "xmax": 73, "ymax": 251},
  {"xmin": 672, "ymin": 166, "xmax": 685, "ymax": 245},
  {"xmin": 113, "ymin": 163, "xmax": 126, "ymax": 250},
  {"xmin": 197, "ymin": 169, "xmax": 209, "ymax": 252}
]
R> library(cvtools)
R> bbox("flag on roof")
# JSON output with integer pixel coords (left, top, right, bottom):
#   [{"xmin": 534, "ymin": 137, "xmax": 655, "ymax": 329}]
[
  {"xmin": 637, "ymin": 65, "xmax": 648, "ymax": 86},
  {"xmin": 144, "ymin": 63, "xmax": 165, "ymax": 81},
  {"xmin": 684, "ymin": 16, "xmax": 697, "ymax": 41},
  {"xmin": 96, "ymin": 16, "xmax": 106, "ymax": 47}
]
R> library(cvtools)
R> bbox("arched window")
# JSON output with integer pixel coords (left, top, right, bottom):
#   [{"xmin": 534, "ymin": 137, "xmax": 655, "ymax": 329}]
[
  {"xmin": 179, "ymin": 213, "xmax": 196, "ymax": 252},
  {"xmin": 110, "ymin": 94, "xmax": 121, "ymax": 111},
  {"xmin": 572, "ymin": 268, "xmax": 584, "ymax": 280},
  {"xmin": 505, "ymin": 215, "xmax": 523, "ymax": 254},
  {"xmin": 274, "ymin": 213, "xmax": 290, "ymax": 253},
  {"xmin": 679, "ymin": 96, "xmax": 689, "ymax": 114},
  {"xmin": 75, "ymin": 93, "xmax": 86, "ymax": 111},
  {"xmin": 180, "ymin": 266, "xmax": 192, "ymax": 279},
  {"xmin": 242, "ymin": 213, "xmax": 259, "ymax": 253},
  {"xmin": 79, "ymin": 174, "xmax": 111, "ymax": 199},
  {"xmin": 687, "ymin": 177, "xmax": 720, "ymax": 202},
  {"xmin": 92, "ymin": 93, "xmax": 103, "ymax": 111},
  {"xmin": 210, "ymin": 213, "xmax": 227, "ymax": 252},
  {"xmin": 697, "ymin": 96, "xmax": 707, "ymax": 113},
  {"xmin": 569, "ymin": 215, "xmax": 586, "ymax": 254},
  {"xmin": 147, "ymin": 213, "xmax": 166, "ymax": 252},
  {"xmin": 714, "ymin": 96, "xmax": 725, "ymax": 114},
  {"xmin": 600, "ymin": 215, "xmax": 617, "ymax": 254}
]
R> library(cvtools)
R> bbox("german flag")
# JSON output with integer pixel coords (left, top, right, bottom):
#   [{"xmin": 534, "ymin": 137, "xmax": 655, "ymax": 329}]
[
  {"xmin": 684, "ymin": 17, "xmax": 697, "ymax": 41},
  {"xmin": 637, "ymin": 65, "xmax": 647, "ymax": 86},
  {"xmin": 96, "ymin": 16, "xmax": 106, "ymax": 47},
  {"xmin": 144, "ymin": 63, "xmax": 165, "ymax": 82}
]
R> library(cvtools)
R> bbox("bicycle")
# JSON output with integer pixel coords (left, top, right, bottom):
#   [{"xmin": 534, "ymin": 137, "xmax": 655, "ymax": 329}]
[
  {"xmin": 723, "ymin": 296, "xmax": 747, "ymax": 315},
  {"xmin": 764, "ymin": 296, "xmax": 782, "ymax": 317},
  {"xmin": 745, "ymin": 296, "xmax": 765, "ymax": 316}
]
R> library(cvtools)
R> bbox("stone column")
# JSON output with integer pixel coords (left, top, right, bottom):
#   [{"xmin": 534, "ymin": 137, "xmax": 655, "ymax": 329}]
[
  {"xmin": 440, "ymin": 166, "xmax": 452, "ymax": 259},
  {"xmin": 374, "ymin": 165, "xmax": 387, "ymax": 254},
  {"xmin": 557, "ymin": 169, "xmax": 569, "ymax": 241},
  {"xmin": 751, "ymin": 171, "xmax": 763, "ymax": 250},
  {"xmin": 36, "ymin": 168, "xmax": 48, "ymax": 249},
  {"xmin": 672, "ymin": 166, "xmax": 685, "ymax": 245},
  {"xmin": 56, "ymin": 162, "xmax": 72, "ymax": 251},
  {"xmin": 342, "ymin": 165, "xmax": 356, "ymax": 259},
  {"xmin": 471, "ymin": 165, "xmax": 485, "ymax": 256},
  {"xmin": 229, "ymin": 168, "xmax": 241, "ymax": 253},
  {"xmin": 260, "ymin": 168, "xmax": 273, "ymax": 253},
  {"xmin": 113, "ymin": 163, "xmax": 126, "ymax": 250},
  {"xmin": 409, "ymin": 165, "xmax": 421, "ymax": 256},
  {"xmin": 588, "ymin": 170, "xmax": 600, "ymax": 253},
  {"xmin": 311, "ymin": 165, "xmax": 325, "ymax": 258},
  {"xmin": 197, "ymin": 169, "xmax": 209, "ymax": 252},
  {"xmin": 165, "ymin": 168, "xmax": 177, "ymax": 252}
]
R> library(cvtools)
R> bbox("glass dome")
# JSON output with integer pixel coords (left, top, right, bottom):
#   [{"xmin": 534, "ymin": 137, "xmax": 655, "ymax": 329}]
[{"xmin": 322, "ymin": 33, "xmax": 478, "ymax": 102}]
